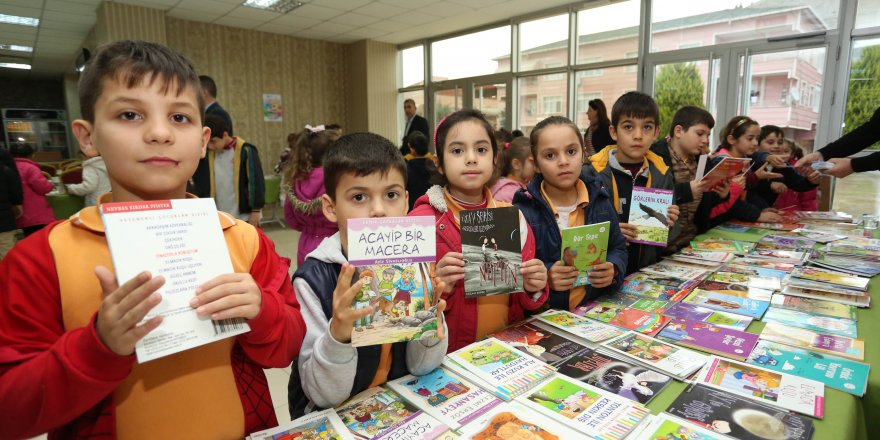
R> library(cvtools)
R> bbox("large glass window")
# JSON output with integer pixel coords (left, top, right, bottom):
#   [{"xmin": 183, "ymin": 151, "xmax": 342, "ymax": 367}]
[
  {"xmin": 856, "ymin": 0, "xmax": 880, "ymax": 29},
  {"xmin": 519, "ymin": 14, "xmax": 569, "ymax": 72},
  {"xmin": 576, "ymin": 0, "xmax": 639, "ymax": 65},
  {"xmin": 473, "ymin": 83, "xmax": 507, "ymax": 129},
  {"xmin": 518, "ymin": 73, "xmax": 568, "ymax": 135},
  {"xmin": 434, "ymin": 86, "xmax": 462, "ymax": 124},
  {"xmin": 574, "ymin": 67, "xmax": 637, "ymax": 131},
  {"xmin": 651, "ymin": 1, "xmax": 839, "ymax": 52},
  {"xmin": 400, "ymin": 46, "xmax": 424, "ymax": 88},
  {"xmin": 432, "ymin": 26, "xmax": 511, "ymax": 81},
  {"xmin": 844, "ymin": 38, "xmax": 880, "ymax": 151},
  {"xmin": 653, "ymin": 60, "xmax": 712, "ymax": 138}
]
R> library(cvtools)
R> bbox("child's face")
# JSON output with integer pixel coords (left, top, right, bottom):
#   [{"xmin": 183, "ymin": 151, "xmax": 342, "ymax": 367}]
[
  {"xmin": 515, "ymin": 156, "xmax": 536, "ymax": 182},
  {"xmin": 72, "ymin": 73, "xmax": 209, "ymax": 202},
  {"xmin": 759, "ymin": 132, "xmax": 781, "ymax": 154},
  {"xmin": 534, "ymin": 125, "xmax": 583, "ymax": 193},
  {"xmin": 729, "ymin": 124, "xmax": 760, "ymax": 157},
  {"xmin": 610, "ymin": 115, "xmax": 660, "ymax": 163},
  {"xmin": 675, "ymin": 123, "xmax": 711, "ymax": 156},
  {"xmin": 383, "ymin": 272, "xmax": 393, "ymax": 281},
  {"xmin": 322, "ymin": 168, "xmax": 407, "ymax": 254},
  {"xmin": 438, "ymin": 120, "xmax": 494, "ymax": 199},
  {"xmin": 778, "ymin": 144, "xmax": 793, "ymax": 161}
]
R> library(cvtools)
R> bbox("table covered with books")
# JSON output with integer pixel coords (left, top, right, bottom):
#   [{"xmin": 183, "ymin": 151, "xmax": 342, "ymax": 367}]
[{"xmin": 250, "ymin": 211, "xmax": 878, "ymax": 440}]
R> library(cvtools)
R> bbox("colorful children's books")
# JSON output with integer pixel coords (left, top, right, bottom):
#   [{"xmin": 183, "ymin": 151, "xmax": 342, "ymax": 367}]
[
  {"xmin": 336, "ymin": 387, "xmax": 450, "ymax": 440},
  {"xmin": 517, "ymin": 373, "xmax": 650, "ymax": 440},
  {"xmin": 100, "ymin": 198, "xmax": 249, "ymax": 363},
  {"xmin": 638, "ymin": 261, "xmax": 711, "ymax": 280},
  {"xmin": 443, "ymin": 338, "xmax": 556, "ymax": 401},
  {"xmin": 534, "ymin": 310, "xmax": 626, "ymax": 343},
  {"xmin": 460, "ymin": 207, "xmax": 523, "ymax": 298},
  {"xmin": 627, "ymin": 298, "xmax": 673, "ymax": 314},
  {"xmin": 717, "ymin": 222, "xmax": 768, "ymax": 234},
  {"xmin": 695, "ymin": 155, "xmax": 751, "ymax": 191},
  {"xmin": 667, "ymin": 250, "xmax": 735, "ymax": 267},
  {"xmin": 555, "ymin": 348, "xmax": 672, "ymax": 405},
  {"xmin": 386, "ymin": 367, "xmax": 502, "ymax": 430},
  {"xmin": 491, "ymin": 321, "xmax": 586, "ymax": 366},
  {"xmin": 455, "ymin": 401, "xmax": 582, "ymax": 439},
  {"xmin": 747, "ymin": 248, "xmax": 809, "ymax": 264},
  {"xmin": 656, "ymin": 318, "xmax": 759, "ymax": 361},
  {"xmin": 770, "ymin": 294, "xmax": 857, "ymax": 320},
  {"xmin": 697, "ymin": 280, "xmax": 774, "ymax": 301},
  {"xmin": 601, "ymin": 332, "xmax": 709, "ymax": 380},
  {"xmin": 760, "ymin": 322, "xmax": 865, "ymax": 361},
  {"xmin": 747, "ymin": 340, "xmax": 870, "ymax": 397},
  {"xmin": 758, "ymin": 234, "xmax": 817, "ymax": 250},
  {"xmin": 661, "ymin": 303, "xmax": 753, "ymax": 331},
  {"xmin": 793, "ymin": 228, "xmax": 848, "ymax": 243},
  {"xmin": 708, "ymin": 272, "xmax": 781, "ymax": 292},
  {"xmin": 627, "ymin": 187, "xmax": 673, "ymax": 247},
  {"xmin": 781, "ymin": 286, "xmax": 871, "ymax": 308},
  {"xmin": 720, "ymin": 264, "xmax": 789, "ymax": 282},
  {"xmin": 249, "ymin": 409, "xmax": 354, "ymax": 440},
  {"xmin": 628, "ymin": 413, "xmax": 731, "ymax": 440},
  {"xmin": 728, "ymin": 257, "xmax": 796, "ymax": 271},
  {"xmin": 790, "ymin": 266, "xmax": 870, "ymax": 291},
  {"xmin": 619, "ymin": 279, "xmax": 691, "ymax": 302},
  {"xmin": 762, "ymin": 307, "xmax": 857, "ymax": 338},
  {"xmin": 560, "ymin": 221, "xmax": 610, "ymax": 286},
  {"xmin": 624, "ymin": 272, "xmax": 701, "ymax": 291},
  {"xmin": 666, "ymin": 383, "xmax": 815, "ymax": 440},
  {"xmin": 689, "ymin": 239, "xmax": 748, "ymax": 253},
  {"xmin": 810, "ymin": 256, "xmax": 880, "ymax": 277},
  {"xmin": 727, "ymin": 220, "xmax": 802, "ymax": 231},
  {"xmin": 695, "ymin": 356, "xmax": 825, "ymax": 418},
  {"xmin": 683, "ymin": 289, "xmax": 769, "ymax": 319},
  {"xmin": 575, "ymin": 302, "xmax": 671, "ymax": 336}
]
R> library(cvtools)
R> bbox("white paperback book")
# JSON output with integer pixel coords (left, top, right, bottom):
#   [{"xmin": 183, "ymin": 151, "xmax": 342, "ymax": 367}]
[
  {"xmin": 248, "ymin": 409, "xmax": 354, "ymax": 440},
  {"xmin": 600, "ymin": 332, "xmax": 708, "ymax": 380},
  {"xmin": 456, "ymin": 401, "xmax": 583, "ymax": 439},
  {"xmin": 443, "ymin": 338, "xmax": 556, "ymax": 401},
  {"xmin": 100, "ymin": 198, "xmax": 249, "ymax": 362}
]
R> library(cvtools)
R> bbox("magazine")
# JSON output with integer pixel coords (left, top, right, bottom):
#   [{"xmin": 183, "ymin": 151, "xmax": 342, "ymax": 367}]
[
  {"xmin": 683, "ymin": 289, "xmax": 770, "ymax": 319},
  {"xmin": 443, "ymin": 338, "xmax": 556, "ymax": 400},
  {"xmin": 336, "ymin": 387, "xmax": 450, "ymax": 440},
  {"xmin": 770, "ymin": 294, "xmax": 856, "ymax": 320},
  {"xmin": 491, "ymin": 321, "xmax": 586, "ymax": 366},
  {"xmin": 761, "ymin": 307, "xmax": 857, "ymax": 338},
  {"xmin": 455, "ymin": 401, "xmax": 582, "ymax": 439},
  {"xmin": 695, "ymin": 155, "xmax": 751, "ymax": 191},
  {"xmin": 760, "ymin": 322, "xmax": 865, "ymax": 361},
  {"xmin": 747, "ymin": 340, "xmax": 870, "ymax": 397},
  {"xmin": 629, "ymin": 413, "xmax": 731, "ymax": 440},
  {"xmin": 249, "ymin": 409, "xmax": 354, "ymax": 440},
  {"xmin": 661, "ymin": 303, "xmax": 753, "ymax": 331},
  {"xmin": 534, "ymin": 310, "xmax": 626, "ymax": 343},
  {"xmin": 601, "ymin": 332, "xmax": 709, "ymax": 380},
  {"xmin": 555, "ymin": 347, "xmax": 672, "ymax": 405},
  {"xmin": 695, "ymin": 356, "xmax": 825, "ymax": 418},
  {"xmin": 627, "ymin": 187, "xmax": 673, "ymax": 247},
  {"xmin": 576, "ymin": 301, "xmax": 671, "ymax": 336},
  {"xmin": 656, "ymin": 318, "xmax": 759, "ymax": 361},
  {"xmin": 460, "ymin": 207, "xmax": 523, "ymax": 298},
  {"xmin": 560, "ymin": 222, "xmax": 610, "ymax": 286}
]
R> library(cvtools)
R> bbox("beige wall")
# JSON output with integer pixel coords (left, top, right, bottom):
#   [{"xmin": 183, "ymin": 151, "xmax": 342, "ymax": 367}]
[
  {"xmin": 344, "ymin": 40, "xmax": 398, "ymax": 143},
  {"xmin": 95, "ymin": 1, "xmax": 166, "ymax": 45}
]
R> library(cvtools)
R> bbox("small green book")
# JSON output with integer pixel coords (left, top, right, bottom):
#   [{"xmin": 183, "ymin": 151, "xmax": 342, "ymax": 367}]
[{"xmin": 560, "ymin": 221, "xmax": 610, "ymax": 287}]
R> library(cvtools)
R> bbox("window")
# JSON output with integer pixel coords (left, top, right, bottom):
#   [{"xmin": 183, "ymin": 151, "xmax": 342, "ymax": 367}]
[
  {"xmin": 623, "ymin": 51, "xmax": 638, "ymax": 73},
  {"xmin": 543, "ymin": 96, "xmax": 563, "ymax": 113},
  {"xmin": 519, "ymin": 14, "xmax": 569, "ymax": 72},
  {"xmin": 432, "ymin": 26, "xmax": 511, "ymax": 80},
  {"xmin": 518, "ymin": 74, "xmax": 568, "ymax": 135},
  {"xmin": 576, "ymin": 92, "xmax": 602, "ymax": 115},
  {"xmin": 653, "ymin": 61, "xmax": 711, "ymax": 137},
  {"xmin": 581, "ymin": 68, "xmax": 603, "ymax": 77},
  {"xmin": 575, "ymin": 67, "xmax": 635, "ymax": 129},
  {"xmin": 473, "ymin": 83, "xmax": 507, "ymax": 129},
  {"xmin": 400, "ymin": 45, "xmax": 424, "ymax": 88},
  {"xmin": 576, "ymin": 0, "xmax": 639, "ymax": 65},
  {"xmin": 544, "ymin": 62, "xmax": 564, "ymax": 81},
  {"xmin": 856, "ymin": 0, "xmax": 880, "ymax": 29}
]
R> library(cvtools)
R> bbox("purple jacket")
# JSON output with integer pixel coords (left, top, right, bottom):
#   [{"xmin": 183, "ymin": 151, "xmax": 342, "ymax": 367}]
[
  {"xmin": 14, "ymin": 158, "xmax": 55, "ymax": 228},
  {"xmin": 283, "ymin": 167, "xmax": 338, "ymax": 266}
]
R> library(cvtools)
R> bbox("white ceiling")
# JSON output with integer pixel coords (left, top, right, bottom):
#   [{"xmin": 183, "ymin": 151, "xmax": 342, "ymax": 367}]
[{"xmin": 0, "ymin": 0, "xmax": 578, "ymax": 77}]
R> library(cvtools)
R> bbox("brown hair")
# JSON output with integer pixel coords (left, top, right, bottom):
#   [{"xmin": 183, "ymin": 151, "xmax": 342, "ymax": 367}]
[
  {"xmin": 490, "ymin": 136, "xmax": 531, "ymax": 186},
  {"xmin": 432, "ymin": 108, "xmax": 498, "ymax": 186},
  {"xmin": 528, "ymin": 115, "xmax": 583, "ymax": 158},
  {"xmin": 79, "ymin": 40, "xmax": 203, "ymax": 123},
  {"xmin": 285, "ymin": 128, "xmax": 333, "ymax": 182},
  {"xmin": 716, "ymin": 115, "xmax": 759, "ymax": 152}
]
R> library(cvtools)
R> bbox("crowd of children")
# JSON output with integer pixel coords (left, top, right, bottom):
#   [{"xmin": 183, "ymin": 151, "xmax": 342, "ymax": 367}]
[{"xmin": 0, "ymin": 40, "xmax": 830, "ymax": 438}]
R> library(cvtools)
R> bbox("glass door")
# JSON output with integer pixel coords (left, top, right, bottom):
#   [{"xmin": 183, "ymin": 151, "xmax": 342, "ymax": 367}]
[
  {"xmin": 433, "ymin": 85, "xmax": 462, "ymax": 125},
  {"xmin": 472, "ymin": 82, "xmax": 508, "ymax": 130},
  {"xmin": 647, "ymin": 56, "xmax": 720, "ymax": 139}
]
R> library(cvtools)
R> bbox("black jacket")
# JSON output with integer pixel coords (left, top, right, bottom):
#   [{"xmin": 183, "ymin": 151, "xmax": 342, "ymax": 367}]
[
  {"xmin": 0, "ymin": 149, "xmax": 23, "ymax": 232},
  {"xmin": 819, "ymin": 105, "xmax": 880, "ymax": 173},
  {"xmin": 402, "ymin": 114, "xmax": 429, "ymax": 147},
  {"xmin": 406, "ymin": 157, "xmax": 433, "ymax": 212}
]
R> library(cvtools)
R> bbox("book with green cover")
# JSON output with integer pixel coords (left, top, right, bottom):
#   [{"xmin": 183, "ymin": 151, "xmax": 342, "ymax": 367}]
[
  {"xmin": 560, "ymin": 221, "xmax": 610, "ymax": 287},
  {"xmin": 748, "ymin": 340, "xmax": 870, "ymax": 396}
]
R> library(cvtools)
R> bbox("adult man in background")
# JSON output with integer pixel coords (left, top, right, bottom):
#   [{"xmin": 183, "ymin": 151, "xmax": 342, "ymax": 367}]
[{"xmin": 401, "ymin": 99, "xmax": 429, "ymax": 155}]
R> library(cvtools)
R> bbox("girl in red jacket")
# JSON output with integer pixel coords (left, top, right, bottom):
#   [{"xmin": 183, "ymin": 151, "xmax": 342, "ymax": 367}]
[{"xmin": 409, "ymin": 109, "xmax": 548, "ymax": 352}]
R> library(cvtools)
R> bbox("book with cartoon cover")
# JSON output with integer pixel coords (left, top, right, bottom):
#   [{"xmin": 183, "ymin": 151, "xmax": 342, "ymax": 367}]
[
  {"xmin": 560, "ymin": 221, "xmax": 610, "ymax": 286},
  {"xmin": 336, "ymin": 387, "xmax": 450, "ymax": 440},
  {"xmin": 770, "ymin": 294, "xmax": 856, "ymax": 320},
  {"xmin": 533, "ymin": 310, "xmax": 626, "ymax": 343},
  {"xmin": 491, "ymin": 321, "xmax": 586, "ymax": 366},
  {"xmin": 781, "ymin": 285, "xmax": 871, "ymax": 308},
  {"xmin": 460, "ymin": 207, "xmax": 523, "ymax": 298},
  {"xmin": 697, "ymin": 280, "xmax": 774, "ymax": 301},
  {"xmin": 762, "ymin": 307, "xmax": 857, "ymax": 338},
  {"xmin": 619, "ymin": 280, "xmax": 691, "ymax": 302},
  {"xmin": 695, "ymin": 155, "xmax": 751, "ymax": 191},
  {"xmin": 576, "ymin": 301, "xmax": 671, "ymax": 336},
  {"xmin": 638, "ymin": 261, "xmax": 711, "ymax": 280},
  {"xmin": 689, "ymin": 239, "xmax": 747, "ymax": 253},
  {"xmin": 627, "ymin": 187, "xmax": 673, "ymax": 247},
  {"xmin": 628, "ymin": 413, "xmax": 730, "ymax": 440},
  {"xmin": 661, "ymin": 303, "xmax": 753, "ymax": 331},
  {"xmin": 249, "ymin": 409, "xmax": 354, "ymax": 440},
  {"xmin": 747, "ymin": 340, "xmax": 870, "ymax": 397},
  {"xmin": 683, "ymin": 289, "xmax": 770, "ymax": 319},
  {"xmin": 601, "ymin": 332, "xmax": 709, "ymax": 380},
  {"xmin": 791, "ymin": 266, "xmax": 870, "ymax": 291},
  {"xmin": 656, "ymin": 318, "xmax": 759, "ymax": 361},
  {"xmin": 761, "ymin": 322, "xmax": 865, "ymax": 361},
  {"xmin": 443, "ymin": 338, "xmax": 556, "ymax": 401},
  {"xmin": 455, "ymin": 401, "xmax": 582, "ymax": 439},
  {"xmin": 555, "ymin": 347, "xmax": 672, "ymax": 405}
]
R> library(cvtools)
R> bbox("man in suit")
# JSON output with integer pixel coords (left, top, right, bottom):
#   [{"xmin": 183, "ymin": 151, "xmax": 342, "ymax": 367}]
[
  {"xmin": 401, "ymin": 99, "xmax": 429, "ymax": 155},
  {"xmin": 192, "ymin": 75, "xmax": 234, "ymax": 197}
]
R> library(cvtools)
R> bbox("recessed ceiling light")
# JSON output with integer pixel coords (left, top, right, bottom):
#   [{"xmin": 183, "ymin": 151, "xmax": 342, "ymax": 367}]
[
  {"xmin": 0, "ymin": 62, "xmax": 31, "ymax": 70},
  {"xmin": 0, "ymin": 44, "xmax": 33, "ymax": 53},
  {"xmin": 243, "ymin": 0, "xmax": 305, "ymax": 14},
  {"xmin": 0, "ymin": 14, "xmax": 39, "ymax": 27}
]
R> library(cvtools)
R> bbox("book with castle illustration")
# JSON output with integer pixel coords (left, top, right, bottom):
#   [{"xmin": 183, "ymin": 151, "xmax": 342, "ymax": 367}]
[
  {"xmin": 560, "ymin": 221, "xmax": 610, "ymax": 286},
  {"xmin": 347, "ymin": 216, "xmax": 439, "ymax": 348},
  {"xmin": 460, "ymin": 207, "xmax": 523, "ymax": 298},
  {"xmin": 627, "ymin": 187, "xmax": 673, "ymax": 247}
]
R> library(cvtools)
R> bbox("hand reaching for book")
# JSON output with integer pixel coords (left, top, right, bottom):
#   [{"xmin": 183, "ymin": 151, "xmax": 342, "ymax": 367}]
[
  {"xmin": 435, "ymin": 252, "xmax": 465, "ymax": 293},
  {"xmin": 757, "ymin": 210, "xmax": 784, "ymax": 223},
  {"xmin": 712, "ymin": 180, "xmax": 731, "ymax": 198},
  {"xmin": 94, "ymin": 266, "xmax": 164, "ymax": 356},
  {"xmin": 328, "ymin": 264, "xmax": 370, "ymax": 344},
  {"xmin": 191, "ymin": 272, "xmax": 263, "ymax": 320},
  {"xmin": 521, "ymin": 258, "xmax": 548, "ymax": 294},
  {"xmin": 549, "ymin": 261, "xmax": 578, "ymax": 291},
  {"xmin": 588, "ymin": 262, "xmax": 616, "ymax": 288}
]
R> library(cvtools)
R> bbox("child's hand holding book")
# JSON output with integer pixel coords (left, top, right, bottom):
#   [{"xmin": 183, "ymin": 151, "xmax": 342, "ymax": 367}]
[
  {"xmin": 587, "ymin": 262, "xmax": 616, "ymax": 288},
  {"xmin": 191, "ymin": 272, "xmax": 263, "ymax": 320},
  {"xmin": 435, "ymin": 252, "xmax": 465, "ymax": 294},
  {"xmin": 94, "ymin": 267, "xmax": 164, "ymax": 356},
  {"xmin": 521, "ymin": 259, "xmax": 548, "ymax": 293},
  {"xmin": 549, "ymin": 261, "xmax": 578, "ymax": 291},
  {"xmin": 328, "ymin": 264, "xmax": 371, "ymax": 344}
]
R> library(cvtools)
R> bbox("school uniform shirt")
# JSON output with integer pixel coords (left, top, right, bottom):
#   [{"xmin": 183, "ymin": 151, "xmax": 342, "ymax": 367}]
[{"xmin": 214, "ymin": 146, "xmax": 240, "ymax": 218}]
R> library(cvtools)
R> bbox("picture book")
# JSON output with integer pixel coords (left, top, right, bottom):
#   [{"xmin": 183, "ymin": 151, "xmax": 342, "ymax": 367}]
[
  {"xmin": 638, "ymin": 261, "xmax": 711, "ymax": 280},
  {"xmin": 628, "ymin": 414, "xmax": 730, "ymax": 440},
  {"xmin": 762, "ymin": 308, "xmax": 857, "ymax": 338},
  {"xmin": 534, "ymin": 310, "xmax": 626, "ymax": 343},
  {"xmin": 810, "ymin": 256, "xmax": 880, "ymax": 277},
  {"xmin": 619, "ymin": 280, "xmax": 691, "ymax": 302},
  {"xmin": 661, "ymin": 303, "xmax": 753, "ymax": 331},
  {"xmin": 729, "ymin": 257, "xmax": 796, "ymax": 271},
  {"xmin": 386, "ymin": 367, "xmax": 502, "ymax": 430},
  {"xmin": 624, "ymin": 272, "xmax": 700, "ymax": 291},
  {"xmin": 666, "ymin": 383, "xmax": 815, "ymax": 440},
  {"xmin": 336, "ymin": 387, "xmax": 450, "ymax": 440},
  {"xmin": 601, "ymin": 332, "xmax": 709, "ymax": 380},
  {"xmin": 747, "ymin": 340, "xmax": 870, "ymax": 397},
  {"xmin": 560, "ymin": 221, "xmax": 610, "ymax": 286},
  {"xmin": 576, "ymin": 302, "xmax": 671, "ymax": 336},
  {"xmin": 460, "ymin": 207, "xmax": 523, "ymax": 298},
  {"xmin": 656, "ymin": 318, "xmax": 759, "ymax": 361},
  {"xmin": 696, "ymin": 356, "xmax": 825, "ymax": 418},
  {"xmin": 760, "ymin": 322, "xmax": 865, "ymax": 361},
  {"xmin": 555, "ymin": 348, "xmax": 672, "ymax": 405},
  {"xmin": 721, "ymin": 264, "xmax": 789, "ymax": 282},
  {"xmin": 793, "ymin": 228, "xmax": 848, "ymax": 243},
  {"xmin": 781, "ymin": 286, "xmax": 871, "ymax": 308},
  {"xmin": 791, "ymin": 267, "xmax": 870, "ymax": 291},
  {"xmin": 787, "ymin": 278, "xmax": 869, "ymax": 296},
  {"xmin": 455, "ymin": 401, "xmax": 582, "ymax": 439},
  {"xmin": 627, "ymin": 298, "xmax": 673, "ymax": 314},
  {"xmin": 683, "ymin": 290, "xmax": 769, "ymax": 319},
  {"xmin": 696, "ymin": 280, "xmax": 773, "ymax": 301},
  {"xmin": 491, "ymin": 321, "xmax": 586, "ymax": 366},
  {"xmin": 770, "ymin": 294, "xmax": 856, "ymax": 320},
  {"xmin": 689, "ymin": 239, "xmax": 747, "ymax": 253},
  {"xmin": 249, "ymin": 409, "xmax": 354, "ymax": 440},
  {"xmin": 443, "ymin": 338, "xmax": 556, "ymax": 400},
  {"xmin": 100, "ymin": 198, "xmax": 249, "ymax": 363},
  {"xmin": 667, "ymin": 250, "xmax": 735, "ymax": 266},
  {"xmin": 627, "ymin": 187, "xmax": 673, "ymax": 247},
  {"xmin": 727, "ymin": 220, "xmax": 801, "ymax": 231},
  {"xmin": 518, "ymin": 373, "xmax": 650, "ymax": 440},
  {"xmin": 717, "ymin": 222, "xmax": 768, "ymax": 234},
  {"xmin": 695, "ymin": 155, "xmax": 751, "ymax": 191},
  {"xmin": 346, "ymin": 216, "xmax": 436, "ymax": 266},
  {"xmin": 747, "ymin": 248, "xmax": 809, "ymax": 264},
  {"xmin": 759, "ymin": 234, "xmax": 817, "ymax": 250},
  {"xmin": 709, "ymin": 272, "xmax": 781, "ymax": 291}
]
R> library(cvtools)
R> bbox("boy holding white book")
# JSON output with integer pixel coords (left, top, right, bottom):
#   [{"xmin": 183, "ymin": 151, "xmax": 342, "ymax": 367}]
[{"xmin": 0, "ymin": 41, "xmax": 306, "ymax": 439}]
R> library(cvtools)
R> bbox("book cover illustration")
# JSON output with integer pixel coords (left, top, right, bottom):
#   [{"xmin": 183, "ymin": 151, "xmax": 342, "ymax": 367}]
[
  {"xmin": 747, "ymin": 340, "xmax": 870, "ymax": 397},
  {"xmin": 762, "ymin": 308, "xmax": 857, "ymax": 338},
  {"xmin": 668, "ymin": 250, "xmax": 734, "ymax": 266},
  {"xmin": 708, "ymin": 272, "xmax": 781, "ymax": 291},
  {"xmin": 491, "ymin": 322, "xmax": 585, "ymax": 366},
  {"xmin": 810, "ymin": 256, "xmax": 880, "ymax": 277},
  {"xmin": 336, "ymin": 388, "xmax": 449, "ymax": 440},
  {"xmin": 697, "ymin": 280, "xmax": 773, "ymax": 301},
  {"xmin": 683, "ymin": 290, "xmax": 770, "ymax": 319},
  {"xmin": 697, "ymin": 357, "xmax": 825, "ymax": 418},
  {"xmin": 720, "ymin": 265, "xmax": 789, "ymax": 283},
  {"xmin": 556, "ymin": 348, "xmax": 672, "ymax": 405},
  {"xmin": 747, "ymin": 248, "xmax": 809, "ymax": 264},
  {"xmin": 460, "ymin": 207, "xmax": 523, "ymax": 298},
  {"xmin": 729, "ymin": 257, "xmax": 796, "ymax": 271},
  {"xmin": 534, "ymin": 310, "xmax": 626, "ymax": 343},
  {"xmin": 781, "ymin": 286, "xmax": 870, "ymax": 308},
  {"xmin": 576, "ymin": 302, "xmax": 671, "ymax": 336},
  {"xmin": 249, "ymin": 409, "xmax": 354, "ymax": 440},
  {"xmin": 387, "ymin": 367, "xmax": 502, "ymax": 430},
  {"xmin": 759, "ymin": 234, "xmax": 817, "ymax": 250},
  {"xmin": 603, "ymin": 332, "xmax": 708, "ymax": 379},
  {"xmin": 656, "ymin": 318, "xmax": 759, "ymax": 361},
  {"xmin": 793, "ymin": 228, "xmax": 848, "ymax": 243},
  {"xmin": 661, "ymin": 303, "xmax": 752, "ymax": 331},
  {"xmin": 638, "ymin": 261, "xmax": 711, "ymax": 280},
  {"xmin": 630, "ymin": 414, "xmax": 729, "ymax": 440},
  {"xmin": 619, "ymin": 280, "xmax": 690, "ymax": 302},
  {"xmin": 627, "ymin": 187, "xmax": 673, "ymax": 247},
  {"xmin": 666, "ymin": 383, "xmax": 814, "ymax": 440},
  {"xmin": 791, "ymin": 267, "xmax": 870, "ymax": 291},
  {"xmin": 445, "ymin": 338, "xmax": 556, "ymax": 400},
  {"xmin": 455, "ymin": 401, "xmax": 581, "ymax": 439},
  {"xmin": 696, "ymin": 155, "xmax": 751, "ymax": 191},
  {"xmin": 761, "ymin": 322, "xmax": 865, "ymax": 361},
  {"xmin": 624, "ymin": 272, "xmax": 700, "ymax": 290},
  {"xmin": 560, "ymin": 221, "xmax": 610, "ymax": 286},
  {"xmin": 519, "ymin": 374, "xmax": 650, "ymax": 440},
  {"xmin": 627, "ymin": 298, "xmax": 673, "ymax": 314},
  {"xmin": 770, "ymin": 294, "xmax": 856, "ymax": 320},
  {"xmin": 689, "ymin": 239, "xmax": 747, "ymax": 253}
]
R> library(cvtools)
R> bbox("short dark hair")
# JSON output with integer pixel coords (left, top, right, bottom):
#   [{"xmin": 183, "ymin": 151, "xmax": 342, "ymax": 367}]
[
  {"xmin": 407, "ymin": 131, "xmax": 429, "ymax": 156},
  {"xmin": 204, "ymin": 114, "xmax": 230, "ymax": 140},
  {"xmin": 433, "ymin": 108, "xmax": 497, "ymax": 186},
  {"xmin": 199, "ymin": 75, "xmax": 217, "ymax": 98},
  {"xmin": 670, "ymin": 106, "xmax": 715, "ymax": 137},
  {"xmin": 511, "ymin": 129, "xmax": 524, "ymax": 137},
  {"xmin": 759, "ymin": 124, "xmax": 784, "ymax": 144},
  {"xmin": 10, "ymin": 143, "xmax": 33, "ymax": 158},
  {"xmin": 324, "ymin": 132, "xmax": 407, "ymax": 201},
  {"xmin": 403, "ymin": 98, "xmax": 415, "ymax": 106},
  {"xmin": 79, "ymin": 40, "xmax": 203, "ymax": 123},
  {"xmin": 529, "ymin": 116, "xmax": 583, "ymax": 158},
  {"xmin": 610, "ymin": 91, "xmax": 660, "ymax": 127}
]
